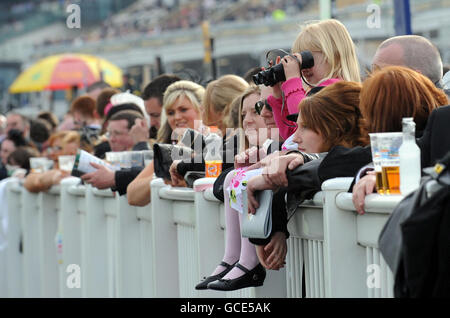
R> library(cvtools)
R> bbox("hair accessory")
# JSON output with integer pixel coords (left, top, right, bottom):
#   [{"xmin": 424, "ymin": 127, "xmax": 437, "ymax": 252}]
[{"xmin": 103, "ymin": 102, "xmax": 113, "ymax": 116}]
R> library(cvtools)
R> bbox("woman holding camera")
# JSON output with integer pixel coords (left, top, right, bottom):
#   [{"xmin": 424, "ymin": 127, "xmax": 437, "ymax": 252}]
[
  {"xmin": 126, "ymin": 80, "xmax": 205, "ymax": 206},
  {"xmin": 267, "ymin": 19, "xmax": 360, "ymax": 140}
]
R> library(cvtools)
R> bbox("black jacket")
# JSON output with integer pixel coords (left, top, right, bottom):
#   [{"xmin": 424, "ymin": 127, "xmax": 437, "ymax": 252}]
[
  {"xmin": 417, "ymin": 104, "xmax": 450, "ymax": 168},
  {"xmin": 285, "ymin": 145, "xmax": 372, "ymax": 212},
  {"xmin": 112, "ymin": 167, "xmax": 144, "ymax": 196},
  {"xmin": 379, "ymin": 152, "xmax": 450, "ymax": 297},
  {"xmin": 110, "ymin": 142, "xmax": 150, "ymax": 195},
  {"xmin": 249, "ymin": 146, "xmax": 372, "ymax": 246}
]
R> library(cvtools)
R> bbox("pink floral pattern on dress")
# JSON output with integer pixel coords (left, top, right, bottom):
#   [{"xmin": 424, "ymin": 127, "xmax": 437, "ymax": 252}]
[{"xmin": 230, "ymin": 168, "xmax": 248, "ymax": 189}]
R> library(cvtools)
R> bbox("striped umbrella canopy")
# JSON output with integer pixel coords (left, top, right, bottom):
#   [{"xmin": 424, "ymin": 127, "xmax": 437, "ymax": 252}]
[{"xmin": 9, "ymin": 53, "xmax": 123, "ymax": 93}]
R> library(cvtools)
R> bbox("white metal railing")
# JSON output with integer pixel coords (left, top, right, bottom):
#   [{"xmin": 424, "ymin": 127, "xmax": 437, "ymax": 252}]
[
  {"xmin": 21, "ymin": 187, "xmax": 41, "ymax": 297},
  {"xmin": 5, "ymin": 179, "xmax": 24, "ymax": 298},
  {"xmin": 286, "ymin": 192, "xmax": 324, "ymax": 298},
  {"xmin": 4, "ymin": 175, "xmax": 409, "ymax": 298},
  {"xmin": 322, "ymin": 177, "xmax": 400, "ymax": 298},
  {"xmin": 37, "ymin": 185, "xmax": 60, "ymax": 297}
]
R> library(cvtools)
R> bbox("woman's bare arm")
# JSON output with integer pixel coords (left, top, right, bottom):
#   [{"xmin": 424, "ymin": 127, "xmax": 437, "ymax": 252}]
[{"xmin": 126, "ymin": 161, "xmax": 155, "ymax": 206}]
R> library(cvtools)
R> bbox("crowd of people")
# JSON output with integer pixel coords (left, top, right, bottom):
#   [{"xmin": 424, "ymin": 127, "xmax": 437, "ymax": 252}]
[
  {"xmin": 1, "ymin": 18, "xmax": 450, "ymax": 295},
  {"xmin": 31, "ymin": 0, "xmax": 313, "ymax": 49}
]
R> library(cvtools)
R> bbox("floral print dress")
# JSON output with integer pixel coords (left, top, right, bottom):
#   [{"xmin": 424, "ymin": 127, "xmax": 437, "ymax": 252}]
[{"xmin": 226, "ymin": 135, "xmax": 298, "ymax": 214}]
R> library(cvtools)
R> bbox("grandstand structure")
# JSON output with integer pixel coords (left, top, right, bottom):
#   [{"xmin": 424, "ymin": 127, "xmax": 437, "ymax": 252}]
[{"xmin": 0, "ymin": 0, "xmax": 449, "ymax": 111}]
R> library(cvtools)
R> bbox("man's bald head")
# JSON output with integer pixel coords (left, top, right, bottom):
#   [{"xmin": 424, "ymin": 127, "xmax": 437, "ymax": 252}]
[{"xmin": 372, "ymin": 35, "xmax": 443, "ymax": 85}]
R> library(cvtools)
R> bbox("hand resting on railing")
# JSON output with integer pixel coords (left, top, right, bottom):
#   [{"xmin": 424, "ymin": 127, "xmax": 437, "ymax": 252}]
[{"xmin": 351, "ymin": 171, "xmax": 376, "ymax": 215}]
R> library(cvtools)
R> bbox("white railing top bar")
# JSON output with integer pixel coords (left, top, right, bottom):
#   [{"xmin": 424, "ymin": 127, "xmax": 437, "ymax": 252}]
[
  {"xmin": 46, "ymin": 185, "xmax": 61, "ymax": 195},
  {"xmin": 91, "ymin": 187, "xmax": 115, "ymax": 198},
  {"xmin": 300, "ymin": 191, "xmax": 324, "ymax": 208},
  {"xmin": 336, "ymin": 193, "xmax": 403, "ymax": 214},
  {"xmin": 9, "ymin": 179, "xmax": 22, "ymax": 193},
  {"xmin": 321, "ymin": 177, "xmax": 354, "ymax": 192},
  {"xmin": 159, "ymin": 186, "xmax": 195, "ymax": 201}
]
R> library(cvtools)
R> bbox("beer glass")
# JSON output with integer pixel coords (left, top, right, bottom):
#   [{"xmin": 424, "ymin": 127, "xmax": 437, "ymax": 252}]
[
  {"xmin": 369, "ymin": 133, "xmax": 384, "ymax": 194},
  {"xmin": 377, "ymin": 132, "xmax": 403, "ymax": 195},
  {"xmin": 30, "ymin": 157, "xmax": 53, "ymax": 173},
  {"xmin": 141, "ymin": 150, "xmax": 154, "ymax": 167},
  {"xmin": 58, "ymin": 155, "xmax": 76, "ymax": 172},
  {"xmin": 105, "ymin": 152, "xmax": 122, "ymax": 170},
  {"xmin": 130, "ymin": 151, "xmax": 144, "ymax": 168}
]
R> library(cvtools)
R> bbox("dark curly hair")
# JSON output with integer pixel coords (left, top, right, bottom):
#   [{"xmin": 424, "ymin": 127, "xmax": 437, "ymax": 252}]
[{"xmin": 6, "ymin": 129, "xmax": 28, "ymax": 147}]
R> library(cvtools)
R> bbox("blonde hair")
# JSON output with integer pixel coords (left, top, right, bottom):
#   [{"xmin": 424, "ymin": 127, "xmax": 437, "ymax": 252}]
[
  {"xmin": 162, "ymin": 80, "xmax": 205, "ymax": 114},
  {"xmin": 223, "ymin": 95, "xmax": 241, "ymax": 129},
  {"xmin": 158, "ymin": 80, "xmax": 205, "ymax": 144},
  {"xmin": 156, "ymin": 120, "xmax": 172, "ymax": 144},
  {"xmin": 292, "ymin": 19, "xmax": 361, "ymax": 83},
  {"xmin": 238, "ymin": 85, "xmax": 261, "ymax": 152},
  {"xmin": 203, "ymin": 75, "xmax": 248, "ymax": 128}
]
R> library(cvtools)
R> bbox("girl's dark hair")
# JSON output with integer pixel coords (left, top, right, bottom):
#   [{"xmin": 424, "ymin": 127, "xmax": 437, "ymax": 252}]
[
  {"xmin": 7, "ymin": 129, "xmax": 28, "ymax": 147},
  {"xmin": 8, "ymin": 146, "xmax": 40, "ymax": 170}
]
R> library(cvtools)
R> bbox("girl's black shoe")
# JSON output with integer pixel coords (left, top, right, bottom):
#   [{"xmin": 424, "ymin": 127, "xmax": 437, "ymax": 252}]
[
  {"xmin": 195, "ymin": 261, "xmax": 235, "ymax": 290},
  {"xmin": 207, "ymin": 263, "xmax": 266, "ymax": 291}
]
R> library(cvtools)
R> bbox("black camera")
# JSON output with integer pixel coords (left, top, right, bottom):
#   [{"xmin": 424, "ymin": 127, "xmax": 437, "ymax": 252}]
[{"xmin": 252, "ymin": 50, "xmax": 314, "ymax": 87}]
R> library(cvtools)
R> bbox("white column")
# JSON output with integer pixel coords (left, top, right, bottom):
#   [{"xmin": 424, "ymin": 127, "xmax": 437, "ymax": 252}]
[
  {"xmin": 21, "ymin": 188, "xmax": 41, "ymax": 297},
  {"xmin": 322, "ymin": 177, "xmax": 367, "ymax": 297},
  {"xmin": 194, "ymin": 178, "xmax": 225, "ymax": 298},
  {"xmin": 37, "ymin": 186, "xmax": 61, "ymax": 297},
  {"xmin": 5, "ymin": 179, "xmax": 24, "ymax": 297},
  {"xmin": 59, "ymin": 177, "xmax": 84, "ymax": 298},
  {"xmin": 150, "ymin": 178, "xmax": 179, "ymax": 297},
  {"xmin": 115, "ymin": 195, "xmax": 142, "ymax": 297}
]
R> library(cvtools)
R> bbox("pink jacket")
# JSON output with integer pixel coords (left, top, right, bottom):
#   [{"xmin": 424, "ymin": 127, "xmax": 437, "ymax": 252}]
[{"xmin": 267, "ymin": 77, "xmax": 340, "ymax": 140}]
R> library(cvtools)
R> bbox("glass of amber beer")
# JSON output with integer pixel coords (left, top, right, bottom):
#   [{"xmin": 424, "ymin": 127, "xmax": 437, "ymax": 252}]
[
  {"xmin": 369, "ymin": 133, "xmax": 384, "ymax": 194},
  {"xmin": 377, "ymin": 132, "xmax": 403, "ymax": 195}
]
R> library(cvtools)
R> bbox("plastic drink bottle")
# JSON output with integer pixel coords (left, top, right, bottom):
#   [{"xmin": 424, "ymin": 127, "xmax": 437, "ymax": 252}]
[
  {"xmin": 399, "ymin": 117, "xmax": 421, "ymax": 195},
  {"xmin": 204, "ymin": 127, "xmax": 223, "ymax": 178}
]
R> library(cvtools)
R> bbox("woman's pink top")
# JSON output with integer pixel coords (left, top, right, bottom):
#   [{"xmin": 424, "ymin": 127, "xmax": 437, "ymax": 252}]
[{"xmin": 267, "ymin": 77, "xmax": 340, "ymax": 140}]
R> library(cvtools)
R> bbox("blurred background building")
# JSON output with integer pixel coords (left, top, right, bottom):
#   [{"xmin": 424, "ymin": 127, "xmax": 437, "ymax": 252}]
[{"xmin": 0, "ymin": 0, "xmax": 449, "ymax": 117}]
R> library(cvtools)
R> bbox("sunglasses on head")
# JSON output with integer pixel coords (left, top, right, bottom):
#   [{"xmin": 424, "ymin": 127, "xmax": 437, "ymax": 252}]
[{"xmin": 255, "ymin": 100, "xmax": 272, "ymax": 115}]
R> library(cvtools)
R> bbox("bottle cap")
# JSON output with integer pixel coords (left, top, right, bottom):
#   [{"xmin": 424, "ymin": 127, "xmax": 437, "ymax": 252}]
[{"xmin": 209, "ymin": 126, "xmax": 219, "ymax": 133}]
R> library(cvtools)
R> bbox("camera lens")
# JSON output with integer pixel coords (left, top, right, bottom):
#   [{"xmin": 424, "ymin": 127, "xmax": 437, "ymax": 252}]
[{"xmin": 253, "ymin": 50, "xmax": 314, "ymax": 86}]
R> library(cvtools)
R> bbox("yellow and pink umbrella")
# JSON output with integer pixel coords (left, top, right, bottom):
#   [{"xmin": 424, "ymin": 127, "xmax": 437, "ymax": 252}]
[{"xmin": 9, "ymin": 53, "xmax": 123, "ymax": 93}]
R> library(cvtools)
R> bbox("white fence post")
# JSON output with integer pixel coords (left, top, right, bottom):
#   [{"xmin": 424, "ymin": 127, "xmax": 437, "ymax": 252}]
[
  {"xmin": 285, "ymin": 192, "xmax": 324, "ymax": 298},
  {"xmin": 59, "ymin": 177, "xmax": 84, "ymax": 298},
  {"xmin": 115, "ymin": 195, "xmax": 143, "ymax": 297},
  {"xmin": 5, "ymin": 179, "xmax": 24, "ymax": 297},
  {"xmin": 159, "ymin": 183, "xmax": 198, "ymax": 297},
  {"xmin": 21, "ymin": 187, "xmax": 41, "ymax": 297},
  {"xmin": 335, "ymin": 191, "xmax": 401, "ymax": 298},
  {"xmin": 322, "ymin": 177, "xmax": 368, "ymax": 297},
  {"xmin": 193, "ymin": 178, "xmax": 225, "ymax": 298},
  {"xmin": 84, "ymin": 186, "xmax": 117, "ymax": 297},
  {"xmin": 135, "ymin": 203, "xmax": 154, "ymax": 297},
  {"xmin": 150, "ymin": 178, "xmax": 179, "ymax": 297},
  {"xmin": 37, "ymin": 186, "xmax": 61, "ymax": 297}
]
